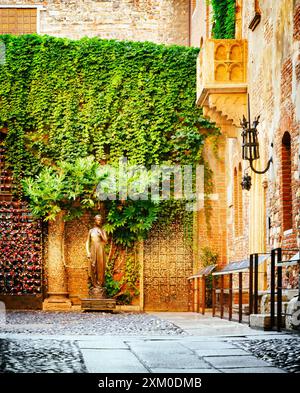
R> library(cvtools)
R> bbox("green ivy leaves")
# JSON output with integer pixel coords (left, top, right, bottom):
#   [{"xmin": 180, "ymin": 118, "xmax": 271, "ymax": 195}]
[
  {"xmin": 0, "ymin": 35, "xmax": 213, "ymax": 173},
  {"xmin": 105, "ymin": 200, "xmax": 160, "ymax": 248},
  {"xmin": 22, "ymin": 156, "xmax": 106, "ymax": 221},
  {"xmin": 211, "ymin": 0, "xmax": 236, "ymax": 39}
]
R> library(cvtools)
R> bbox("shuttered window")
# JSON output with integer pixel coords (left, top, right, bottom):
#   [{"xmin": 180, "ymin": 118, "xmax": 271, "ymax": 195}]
[{"xmin": 0, "ymin": 8, "xmax": 37, "ymax": 35}]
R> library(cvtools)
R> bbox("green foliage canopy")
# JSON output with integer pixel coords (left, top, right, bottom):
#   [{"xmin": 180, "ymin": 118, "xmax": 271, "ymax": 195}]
[{"xmin": 0, "ymin": 34, "xmax": 216, "ymax": 248}]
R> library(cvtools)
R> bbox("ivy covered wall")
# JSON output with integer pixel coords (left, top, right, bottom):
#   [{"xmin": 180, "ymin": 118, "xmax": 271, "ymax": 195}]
[
  {"xmin": 0, "ymin": 35, "xmax": 211, "ymax": 172},
  {"xmin": 0, "ymin": 34, "xmax": 215, "ymax": 304}
]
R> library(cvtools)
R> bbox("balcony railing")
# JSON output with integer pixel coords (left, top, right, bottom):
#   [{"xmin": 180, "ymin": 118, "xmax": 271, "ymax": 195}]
[{"xmin": 197, "ymin": 39, "xmax": 248, "ymax": 107}]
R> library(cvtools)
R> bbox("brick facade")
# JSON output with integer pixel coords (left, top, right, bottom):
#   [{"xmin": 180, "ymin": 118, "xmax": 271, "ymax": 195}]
[
  {"xmin": 294, "ymin": 3, "xmax": 300, "ymax": 40},
  {"xmin": 244, "ymin": 0, "xmax": 300, "ymax": 253},
  {"xmin": 193, "ymin": 0, "xmax": 299, "ymax": 280}
]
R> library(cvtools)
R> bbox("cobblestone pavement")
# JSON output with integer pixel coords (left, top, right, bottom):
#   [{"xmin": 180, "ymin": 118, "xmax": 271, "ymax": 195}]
[
  {"xmin": 2, "ymin": 311, "xmax": 185, "ymax": 336},
  {"xmin": 0, "ymin": 338, "xmax": 86, "ymax": 373},
  {"xmin": 0, "ymin": 335, "xmax": 291, "ymax": 374},
  {"xmin": 1, "ymin": 312, "xmax": 300, "ymax": 373},
  {"xmin": 236, "ymin": 338, "xmax": 300, "ymax": 373}
]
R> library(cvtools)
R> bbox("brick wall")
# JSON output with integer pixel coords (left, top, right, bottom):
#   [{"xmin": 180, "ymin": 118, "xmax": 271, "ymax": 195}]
[
  {"xmin": 244, "ymin": 0, "xmax": 300, "ymax": 252},
  {"xmin": 276, "ymin": 53, "xmax": 299, "ymax": 250},
  {"xmin": 294, "ymin": 2, "xmax": 300, "ymax": 40},
  {"xmin": 0, "ymin": 0, "xmax": 190, "ymax": 45},
  {"xmin": 197, "ymin": 135, "xmax": 228, "ymax": 269}
]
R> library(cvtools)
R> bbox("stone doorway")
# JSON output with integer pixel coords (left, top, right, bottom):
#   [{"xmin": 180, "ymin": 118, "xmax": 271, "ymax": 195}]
[{"xmin": 143, "ymin": 223, "xmax": 193, "ymax": 311}]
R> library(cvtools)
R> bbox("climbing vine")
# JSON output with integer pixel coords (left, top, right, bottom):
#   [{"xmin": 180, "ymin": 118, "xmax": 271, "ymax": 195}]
[
  {"xmin": 0, "ymin": 34, "xmax": 218, "ymax": 303},
  {"xmin": 211, "ymin": 0, "xmax": 236, "ymax": 39}
]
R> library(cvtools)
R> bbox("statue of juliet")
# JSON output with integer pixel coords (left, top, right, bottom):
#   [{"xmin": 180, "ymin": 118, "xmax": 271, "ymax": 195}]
[{"xmin": 86, "ymin": 214, "xmax": 108, "ymax": 295}]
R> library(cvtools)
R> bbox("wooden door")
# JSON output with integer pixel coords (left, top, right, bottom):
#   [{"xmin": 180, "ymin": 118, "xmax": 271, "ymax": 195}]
[{"xmin": 143, "ymin": 223, "xmax": 193, "ymax": 311}]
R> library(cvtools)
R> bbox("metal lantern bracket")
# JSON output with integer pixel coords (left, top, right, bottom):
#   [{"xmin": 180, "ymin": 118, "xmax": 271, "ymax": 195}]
[
  {"xmin": 241, "ymin": 95, "xmax": 273, "ymax": 177},
  {"xmin": 249, "ymin": 146, "xmax": 273, "ymax": 175}
]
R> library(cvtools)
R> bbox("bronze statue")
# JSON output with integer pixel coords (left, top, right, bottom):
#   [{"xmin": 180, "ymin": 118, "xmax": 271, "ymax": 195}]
[{"xmin": 86, "ymin": 214, "xmax": 108, "ymax": 295}]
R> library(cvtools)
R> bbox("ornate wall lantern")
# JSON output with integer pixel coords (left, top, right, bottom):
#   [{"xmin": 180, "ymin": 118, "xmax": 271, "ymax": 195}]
[{"xmin": 241, "ymin": 96, "xmax": 273, "ymax": 190}]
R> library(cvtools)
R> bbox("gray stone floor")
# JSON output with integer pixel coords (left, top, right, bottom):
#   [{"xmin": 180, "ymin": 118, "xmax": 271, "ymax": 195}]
[{"xmin": 0, "ymin": 311, "xmax": 299, "ymax": 373}]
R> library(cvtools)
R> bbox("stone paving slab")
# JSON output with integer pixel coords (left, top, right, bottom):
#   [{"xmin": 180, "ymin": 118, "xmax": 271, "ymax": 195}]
[
  {"xmin": 181, "ymin": 336, "xmax": 248, "ymax": 342},
  {"xmin": 237, "ymin": 334, "xmax": 297, "ymax": 340},
  {"xmin": 178, "ymin": 328, "xmax": 257, "ymax": 336},
  {"xmin": 150, "ymin": 312, "xmax": 255, "ymax": 336},
  {"xmin": 81, "ymin": 348, "xmax": 148, "ymax": 373},
  {"xmin": 150, "ymin": 368, "xmax": 221, "ymax": 373},
  {"xmin": 127, "ymin": 341, "xmax": 212, "ymax": 369},
  {"xmin": 195, "ymin": 348, "xmax": 249, "ymax": 356},
  {"xmin": 221, "ymin": 367, "xmax": 287, "ymax": 373},
  {"xmin": 78, "ymin": 339, "xmax": 128, "ymax": 349},
  {"xmin": 137, "ymin": 353, "xmax": 212, "ymax": 370},
  {"xmin": 182, "ymin": 341, "xmax": 238, "ymax": 350},
  {"xmin": 204, "ymin": 355, "xmax": 272, "ymax": 369},
  {"xmin": 126, "ymin": 341, "xmax": 188, "ymax": 352}
]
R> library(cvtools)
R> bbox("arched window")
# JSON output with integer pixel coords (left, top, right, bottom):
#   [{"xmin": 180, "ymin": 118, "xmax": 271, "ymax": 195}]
[{"xmin": 281, "ymin": 132, "xmax": 293, "ymax": 231}]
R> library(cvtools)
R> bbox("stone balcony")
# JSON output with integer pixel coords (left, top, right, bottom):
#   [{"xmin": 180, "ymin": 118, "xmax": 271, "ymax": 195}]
[{"xmin": 197, "ymin": 39, "xmax": 248, "ymax": 134}]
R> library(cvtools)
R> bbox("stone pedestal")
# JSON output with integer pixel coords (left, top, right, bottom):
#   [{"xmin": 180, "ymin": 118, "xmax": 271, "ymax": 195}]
[
  {"xmin": 81, "ymin": 298, "xmax": 116, "ymax": 312},
  {"xmin": 81, "ymin": 284, "xmax": 116, "ymax": 311},
  {"xmin": 43, "ymin": 212, "xmax": 72, "ymax": 311}
]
